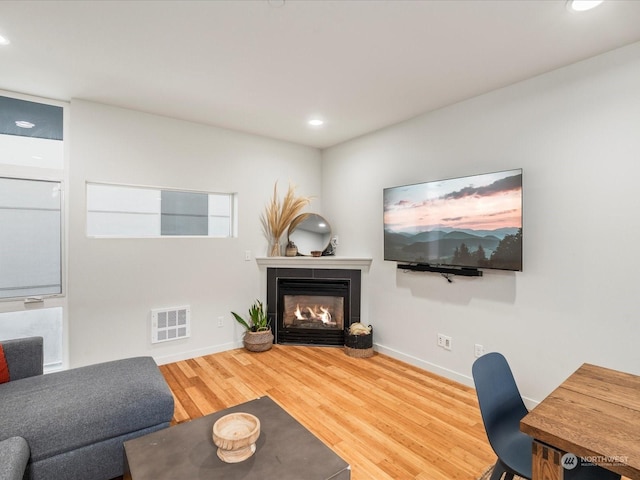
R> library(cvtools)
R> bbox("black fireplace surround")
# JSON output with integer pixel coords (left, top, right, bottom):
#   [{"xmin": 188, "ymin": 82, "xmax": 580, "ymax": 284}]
[{"xmin": 266, "ymin": 268, "xmax": 361, "ymax": 346}]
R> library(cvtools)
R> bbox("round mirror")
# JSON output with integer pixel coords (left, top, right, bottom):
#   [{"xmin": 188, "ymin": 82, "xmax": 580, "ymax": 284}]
[{"xmin": 288, "ymin": 213, "xmax": 332, "ymax": 256}]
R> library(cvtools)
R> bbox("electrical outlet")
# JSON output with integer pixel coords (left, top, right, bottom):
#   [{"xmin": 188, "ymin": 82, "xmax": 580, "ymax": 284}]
[
  {"xmin": 474, "ymin": 344, "xmax": 484, "ymax": 358},
  {"xmin": 217, "ymin": 316, "xmax": 224, "ymax": 328},
  {"xmin": 244, "ymin": 250, "xmax": 251, "ymax": 261},
  {"xmin": 437, "ymin": 333, "xmax": 452, "ymax": 350}
]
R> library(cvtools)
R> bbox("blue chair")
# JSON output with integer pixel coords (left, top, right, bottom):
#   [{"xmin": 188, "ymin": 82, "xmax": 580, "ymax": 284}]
[{"xmin": 472, "ymin": 352, "xmax": 620, "ymax": 480}]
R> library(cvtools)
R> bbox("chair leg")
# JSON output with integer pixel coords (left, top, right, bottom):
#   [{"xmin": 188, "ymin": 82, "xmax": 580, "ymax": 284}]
[
  {"xmin": 489, "ymin": 458, "xmax": 523, "ymax": 480},
  {"xmin": 489, "ymin": 460, "xmax": 509, "ymax": 480}
]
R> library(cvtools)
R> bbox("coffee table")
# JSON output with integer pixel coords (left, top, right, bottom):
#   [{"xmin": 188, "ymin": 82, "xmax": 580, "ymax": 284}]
[{"xmin": 123, "ymin": 396, "xmax": 351, "ymax": 479}]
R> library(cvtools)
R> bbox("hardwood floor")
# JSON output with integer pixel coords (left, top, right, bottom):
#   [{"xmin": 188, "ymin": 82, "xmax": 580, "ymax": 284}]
[{"xmin": 159, "ymin": 345, "xmax": 496, "ymax": 480}]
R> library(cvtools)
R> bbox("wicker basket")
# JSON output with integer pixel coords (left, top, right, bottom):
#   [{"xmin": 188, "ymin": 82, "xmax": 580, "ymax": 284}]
[
  {"xmin": 344, "ymin": 326, "xmax": 373, "ymax": 358},
  {"xmin": 344, "ymin": 346, "xmax": 374, "ymax": 358}
]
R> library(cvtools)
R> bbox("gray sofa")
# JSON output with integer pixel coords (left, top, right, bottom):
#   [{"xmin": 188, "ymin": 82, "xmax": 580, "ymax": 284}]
[{"xmin": 0, "ymin": 337, "xmax": 174, "ymax": 480}]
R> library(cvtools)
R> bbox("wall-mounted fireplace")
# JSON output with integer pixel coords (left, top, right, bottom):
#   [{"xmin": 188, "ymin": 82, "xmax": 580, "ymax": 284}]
[{"xmin": 266, "ymin": 268, "xmax": 361, "ymax": 346}]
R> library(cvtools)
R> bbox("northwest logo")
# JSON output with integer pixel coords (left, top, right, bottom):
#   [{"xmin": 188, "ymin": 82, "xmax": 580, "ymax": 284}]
[{"xmin": 561, "ymin": 453, "xmax": 578, "ymax": 470}]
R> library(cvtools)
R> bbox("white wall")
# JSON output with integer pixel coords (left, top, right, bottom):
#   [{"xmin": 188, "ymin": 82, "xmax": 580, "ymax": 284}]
[
  {"xmin": 68, "ymin": 100, "xmax": 321, "ymax": 367},
  {"xmin": 322, "ymin": 41, "xmax": 640, "ymax": 404},
  {"xmin": 66, "ymin": 42, "xmax": 640, "ymax": 403}
]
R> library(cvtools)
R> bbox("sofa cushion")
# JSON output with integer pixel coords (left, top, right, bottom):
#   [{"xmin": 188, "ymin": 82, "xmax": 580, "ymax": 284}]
[
  {"xmin": 0, "ymin": 337, "xmax": 43, "ymax": 381},
  {"xmin": 29, "ymin": 424, "xmax": 167, "ymax": 480},
  {"xmin": 0, "ymin": 436, "xmax": 30, "ymax": 480},
  {"xmin": 0, "ymin": 356, "xmax": 174, "ymax": 463}
]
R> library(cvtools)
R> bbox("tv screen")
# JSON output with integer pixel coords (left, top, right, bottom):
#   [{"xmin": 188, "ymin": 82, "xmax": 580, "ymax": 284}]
[{"xmin": 383, "ymin": 169, "xmax": 522, "ymax": 271}]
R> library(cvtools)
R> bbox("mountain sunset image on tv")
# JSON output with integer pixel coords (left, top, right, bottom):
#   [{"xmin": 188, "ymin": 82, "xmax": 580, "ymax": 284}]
[{"xmin": 383, "ymin": 169, "xmax": 522, "ymax": 271}]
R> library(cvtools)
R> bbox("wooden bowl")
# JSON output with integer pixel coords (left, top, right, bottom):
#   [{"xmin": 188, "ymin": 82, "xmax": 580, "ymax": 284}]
[
  {"xmin": 212, "ymin": 412, "xmax": 260, "ymax": 463},
  {"xmin": 311, "ymin": 250, "xmax": 322, "ymax": 257}
]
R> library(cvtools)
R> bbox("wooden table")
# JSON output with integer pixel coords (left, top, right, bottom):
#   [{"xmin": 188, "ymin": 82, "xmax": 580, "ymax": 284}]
[
  {"xmin": 123, "ymin": 396, "xmax": 350, "ymax": 480},
  {"xmin": 521, "ymin": 363, "xmax": 640, "ymax": 480}
]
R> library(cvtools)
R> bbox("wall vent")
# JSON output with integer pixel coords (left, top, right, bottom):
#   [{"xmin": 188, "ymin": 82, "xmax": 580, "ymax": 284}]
[{"xmin": 151, "ymin": 305, "xmax": 190, "ymax": 344}]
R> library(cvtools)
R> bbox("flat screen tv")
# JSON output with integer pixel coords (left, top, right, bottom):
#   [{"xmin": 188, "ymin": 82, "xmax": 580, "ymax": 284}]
[{"xmin": 383, "ymin": 169, "xmax": 522, "ymax": 272}]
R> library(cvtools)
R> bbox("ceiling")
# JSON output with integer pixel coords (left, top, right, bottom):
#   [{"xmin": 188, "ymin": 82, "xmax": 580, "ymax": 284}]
[{"xmin": 1, "ymin": 0, "xmax": 640, "ymax": 149}]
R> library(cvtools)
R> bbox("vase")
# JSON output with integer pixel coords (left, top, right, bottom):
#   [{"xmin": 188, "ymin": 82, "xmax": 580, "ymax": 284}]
[
  {"xmin": 243, "ymin": 329, "xmax": 274, "ymax": 352},
  {"xmin": 267, "ymin": 238, "xmax": 282, "ymax": 257}
]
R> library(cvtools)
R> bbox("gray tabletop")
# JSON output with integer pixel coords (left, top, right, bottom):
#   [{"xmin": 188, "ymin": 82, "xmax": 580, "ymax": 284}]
[{"xmin": 124, "ymin": 396, "xmax": 350, "ymax": 480}]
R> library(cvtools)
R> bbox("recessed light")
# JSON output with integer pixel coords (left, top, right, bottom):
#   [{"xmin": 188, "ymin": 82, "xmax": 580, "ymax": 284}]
[
  {"xmin": 15, "ymin": 121, "xmax": 35, "ymax": 129},
  {"xmin": 0, "ymin": 34, "xmax": 10, "ymax": 46},
  {"xmin": 567, "ymin": 0, "xmax": 604, "ymax": 12},
  {"xmin": 308, "ymin": 119, "xmax": 324, "ymax": 127}
]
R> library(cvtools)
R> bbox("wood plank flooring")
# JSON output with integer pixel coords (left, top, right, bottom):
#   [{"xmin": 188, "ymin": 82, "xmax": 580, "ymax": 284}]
[{"xmin": 159, "ymin": 345, "xmax": 496, "ymax": 480}]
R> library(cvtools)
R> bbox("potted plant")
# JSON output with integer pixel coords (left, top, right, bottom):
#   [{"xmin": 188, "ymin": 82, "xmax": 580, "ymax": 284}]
[{"xmin": 231, "ymin": 300, "xmax": 274, "ymax": 352}]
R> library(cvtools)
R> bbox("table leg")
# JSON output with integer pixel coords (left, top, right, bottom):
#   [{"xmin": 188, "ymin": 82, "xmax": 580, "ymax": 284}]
[
  {"xmin": 123, "ymin": 449, "xmax": 133, "ymax": 480},
  {"xmin": 532, "ymin": 440, "xmax": 564, "ymax": 480}
]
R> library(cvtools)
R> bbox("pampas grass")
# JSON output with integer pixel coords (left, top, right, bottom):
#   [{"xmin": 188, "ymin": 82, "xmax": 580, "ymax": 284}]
[{"xmin": 260, "ymin": 182, "xmax": 311, "ymax": 256}]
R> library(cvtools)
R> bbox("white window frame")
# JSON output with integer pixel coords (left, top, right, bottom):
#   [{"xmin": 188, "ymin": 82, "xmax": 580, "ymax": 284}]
[
  {"xmin": 0, "ymin": 90, "xmax": 68, "ymax": 304},
  {"xmin": 0, "ymin": 90, "xmax": 68, "ymax": 371}
]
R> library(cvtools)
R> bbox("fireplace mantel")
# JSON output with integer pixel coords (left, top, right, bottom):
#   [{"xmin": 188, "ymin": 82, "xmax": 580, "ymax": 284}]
[{"xmin": 256, "ymin": 256, "xmax": 372, "ymax": 270}]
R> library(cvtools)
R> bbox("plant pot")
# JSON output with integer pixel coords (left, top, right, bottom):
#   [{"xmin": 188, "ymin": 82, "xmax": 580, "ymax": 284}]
[{"xmin": 243, "ymin": 329, "xmax": 274, "ymax": 352}]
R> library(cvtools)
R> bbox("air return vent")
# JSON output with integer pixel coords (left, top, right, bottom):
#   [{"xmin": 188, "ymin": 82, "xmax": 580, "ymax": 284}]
[{"xmin": 151, "ymin": 305, "xmax": 190, "ymax": 344}]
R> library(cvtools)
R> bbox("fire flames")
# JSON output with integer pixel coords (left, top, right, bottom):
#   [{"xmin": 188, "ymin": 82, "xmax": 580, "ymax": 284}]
[{"xmin": 294, "ymin": 304, "xmax": 336, "ymax": 326}]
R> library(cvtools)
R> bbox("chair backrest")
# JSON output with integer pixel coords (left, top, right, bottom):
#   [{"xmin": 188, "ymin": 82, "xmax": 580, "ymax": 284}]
[{"xmin": 472, "ymin": 352, "xmax": 528, "ymax": 455}]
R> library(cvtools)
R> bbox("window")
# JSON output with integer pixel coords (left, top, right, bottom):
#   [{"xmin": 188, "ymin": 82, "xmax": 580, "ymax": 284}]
[
  {"xmin": 86, "ymin": 183, "xmax": 236, "ymax": 238},
  {"xmin": 0, "ymin": 95, "xmax": 63, "ymax": 170},
  {"xmin": 0, "ymin": 177, "xmax": 63, "ymax": 299},
  {"xmin": 0, "ymin": 92, "xmax": 66, "ymax": 369},
  {"xmin": 0, "ymin": 94, "xmax": 65, "ymax": 301},
  {"xmin": 0, "ymin": 308, "xmax": 63, "ymax": 371}
]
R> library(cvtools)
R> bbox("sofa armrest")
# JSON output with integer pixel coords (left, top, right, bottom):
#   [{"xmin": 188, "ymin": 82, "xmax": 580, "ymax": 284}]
[
  {"xmin": 0, "ymin": 337, "xmax": 43, "ymax": 381},
  {"xmin": 0, "ymin": 436, "xmax": 30, "ymax": 480}
]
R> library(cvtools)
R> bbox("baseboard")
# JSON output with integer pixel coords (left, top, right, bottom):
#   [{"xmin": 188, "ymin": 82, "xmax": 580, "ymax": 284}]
[
  {"xmin": 374, "ymin": 342, "xmax": 474, "ymax": 387},
  {"xmin": 374, "ymin": 342, "xmax": 539, "ymax": 409},
  {"xmin": 153, "ymin": 340, "xmax": 242, "ymax": 365}
]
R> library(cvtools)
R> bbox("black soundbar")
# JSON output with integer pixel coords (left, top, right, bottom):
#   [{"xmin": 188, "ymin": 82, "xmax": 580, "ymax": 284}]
[{"xmin": 397, "ymin": 263, "xmax": 483, "ymax": 277}]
